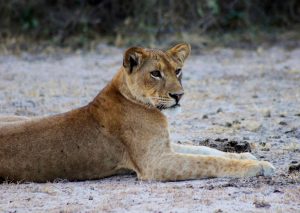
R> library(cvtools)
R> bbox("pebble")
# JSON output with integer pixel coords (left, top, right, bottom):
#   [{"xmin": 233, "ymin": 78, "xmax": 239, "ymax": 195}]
[
  {"xmin": 243, "ymin": 121, "xmax": 262, "ymax": 132},
  {"xmin": 273, "ymin": 189, "xmax": 283, "ymax": 193},
  {"xmin": 202, "ymin": 114, "xmax": 208, "ymax": 119},
  {"xmin": 279, "ymin": 121, "xmax": 288, "ymax": 125},
  {"xmin": 216, "ymin": 108, "xmax": 223, "ymax": 113},
  {"xmin": 288, "ymin": 163, "xmax": 300, "ymax": 173},
  {"xmin": 225, "ymin": 122, "xmax": 232, "ymax": 127},
  {"xmin": 262, "ymin": 109, "xmax": 271, "ymax": 117},
  {"xmin": 253, "ymin": 200, "xmax": 271, "ymax": 208}
]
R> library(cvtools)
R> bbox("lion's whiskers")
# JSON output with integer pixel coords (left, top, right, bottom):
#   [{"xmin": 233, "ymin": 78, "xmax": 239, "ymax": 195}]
[{"xmin": 149, "ymin": 97, "xmax": 173, "ymax": 102}]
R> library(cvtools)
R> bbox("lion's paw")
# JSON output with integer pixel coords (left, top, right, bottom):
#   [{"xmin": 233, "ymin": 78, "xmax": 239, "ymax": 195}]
[
  {"xmin": 259, "ymin": 161, "xmax": 275, "ymax": 177},
  {"xmin": 245, "ymin": 161, "xmax": 275, "ymax": 177}
]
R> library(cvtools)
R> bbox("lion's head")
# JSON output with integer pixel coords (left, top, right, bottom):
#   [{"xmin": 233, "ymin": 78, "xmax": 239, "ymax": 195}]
[{"xmin": 122, "ymin": 43, "xmax": 191, "ymax": 110}]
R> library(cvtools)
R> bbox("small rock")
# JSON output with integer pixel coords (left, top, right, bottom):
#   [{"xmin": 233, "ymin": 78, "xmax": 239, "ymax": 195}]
[
  {"xmin": 89, "ymin": 195, "xmax": 93, "ymax": 200},
  {"xmin": 202, "ymin": 114, "xmax": 208, "ymax": 119},
  {"xmin": 207, "ymin": 185, "xmax": 214, "ymax": 190},
  {"xmin": 215, "ymin": 138, "xmax": 228, "ymax": 142},
  {"xmin": 232, "ymin": 120, "xmax": 241, "ymax": 125},
  {"xmin": 259, "ymin": 142, "xmax": 271, "ymax": 151},
  {"xmin": 186, "ymin": 184, "xmax": 193, "ymax": 188},
  {"xmin": 253, "ymin": 200, "xmax": 271, "ymax": 208},
  {"xmin": 260, "ymin": 142, "xmax": 266, "ymax": 146},
  {"xmin": 221, "ymin": 183, "xmax": 236, "ymax": 187},
  {"xmin": 279, "ymin": 121, "xmax": 288, "ymax": 125},
  {"xmin": 295, "ymin": 113, "xmax": 300, "ymax": 117},
  {"xmin": 262, "ymin": 109, "xmax": 271, "ymax": 117},
  {"xmin": 243, "ymin": 121, "xmax": 262, "ymax": 132},
  {"xmin": 216, "ymin": 108, "xmax": 223, "ymax": 113},
  {"xmin": 42, "ymin": 186, "xmax": 57, "ymax": 196},
  {"xmin": 273, "ymin": 189, "xmax": 283, "ymax": 193},
  {"xmin": 225, "ymin": 122, "xmax": 232, "ymax": 127},
  {"xmin": 288, "ymin": 163, "xmax": 300, "ymax": 173},
  {"xmin": 269, "ymin": 135, "xmax": 281, "ymax": 139},
  {"xmin": 284, "ymin": 128, "xmax": 300, "ymax": 139},
  {"xmin": 225, "ymin": 140, "xmax": 251, "ymax": 153}
]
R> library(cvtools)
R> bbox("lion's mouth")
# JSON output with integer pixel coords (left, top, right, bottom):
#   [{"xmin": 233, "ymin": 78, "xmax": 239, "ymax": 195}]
[{"xmin": 157, "ymin": 103, "xmax": 181, "ymax": 110}]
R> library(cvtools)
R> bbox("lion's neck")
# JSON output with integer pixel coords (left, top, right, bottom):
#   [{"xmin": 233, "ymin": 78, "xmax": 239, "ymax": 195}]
[
  {"xmin": 109, "ymin": 69, "xmax": 151, "ymax": 108},
  {"xmin": 111, "ymin": 69, "xmax": 134, "ymax": 101}
]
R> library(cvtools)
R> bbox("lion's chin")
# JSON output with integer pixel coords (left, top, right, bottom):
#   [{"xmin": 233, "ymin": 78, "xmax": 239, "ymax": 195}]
[
  {"xmin": 156, "ymin": 103, "xmax": 180, "ymax": 110},
  {"xmin": 161, "ymin": 104, "xmax": 182, "ymax": 117},
  {"xmin": 169, "ymin": 103, "xmax": 181, "ymax": 109}
]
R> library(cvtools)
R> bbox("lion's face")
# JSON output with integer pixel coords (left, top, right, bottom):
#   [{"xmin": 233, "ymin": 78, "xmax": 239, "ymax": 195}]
[{"xmin": 122, "ymin": 43, "xmax": 191, "ymax": 110}]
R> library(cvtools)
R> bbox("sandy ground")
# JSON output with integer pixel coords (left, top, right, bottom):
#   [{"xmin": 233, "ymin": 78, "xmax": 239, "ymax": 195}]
[{"xmin": 0, "ymin": 44, "xmax": 300, "ymax": 212}]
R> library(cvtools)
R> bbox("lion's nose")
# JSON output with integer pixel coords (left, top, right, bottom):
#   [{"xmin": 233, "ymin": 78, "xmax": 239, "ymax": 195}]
[{"xmin": 169, "ymin": 92, "xmax": 184, "ymax": 104}]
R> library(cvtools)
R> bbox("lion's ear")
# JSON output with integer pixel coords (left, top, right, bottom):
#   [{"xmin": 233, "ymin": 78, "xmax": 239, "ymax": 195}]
[
  {"xmin": 167, "ymin": 43, "xmax": 191, "ymax": 64},
  {"xmin": 123, "ymin": 47, "xmax": 145, "ymax": 73}
]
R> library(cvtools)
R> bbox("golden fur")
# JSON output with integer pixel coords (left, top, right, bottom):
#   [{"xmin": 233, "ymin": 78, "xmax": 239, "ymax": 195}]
[{"xmin": 0, "ymin": 43, "xmax": 275, "ymax": 182}]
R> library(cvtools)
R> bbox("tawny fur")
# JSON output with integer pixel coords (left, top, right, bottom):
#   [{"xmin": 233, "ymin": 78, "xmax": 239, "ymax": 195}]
[{"xmin": 0, "ymin": 43, "xmax": 275, "ymax": 182}]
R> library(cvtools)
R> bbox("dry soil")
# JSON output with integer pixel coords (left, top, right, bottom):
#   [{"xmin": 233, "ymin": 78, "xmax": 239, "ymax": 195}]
[{"xmin": 0, "ymin": 44, "xmax": 299, "ymax": 212}]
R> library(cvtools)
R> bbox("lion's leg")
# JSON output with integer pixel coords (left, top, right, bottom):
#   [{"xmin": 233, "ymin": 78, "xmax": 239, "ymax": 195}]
[
  {"xmin": 138, "ymin": 152, "xmax": 275, "ymax": 181},
  {"xmin": 171, "ymin": 143, "xmax": 257, "ymax": 160},
  {"xmin": 0, "ymin": 115, "xmax": 29, "ymax": 123}
]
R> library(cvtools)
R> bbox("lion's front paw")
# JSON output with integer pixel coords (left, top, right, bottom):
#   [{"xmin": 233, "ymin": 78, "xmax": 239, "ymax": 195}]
[
  {"xmin": 259, "ymin": 161, "xmax": 275, "ymax": 176},
  {"xmin": 245, "ymin": 161, "xmax": 275, "ymax": 177}
]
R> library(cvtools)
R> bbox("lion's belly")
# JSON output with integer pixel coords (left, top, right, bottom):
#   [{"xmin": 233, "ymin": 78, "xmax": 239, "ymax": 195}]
[{"xmin": 0, "ymin": 111, "xmax": 125, "ymax": 182}]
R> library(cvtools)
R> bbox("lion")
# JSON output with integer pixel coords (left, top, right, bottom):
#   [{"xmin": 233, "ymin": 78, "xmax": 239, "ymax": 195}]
[{"xmin": 0, "ymin": 43, "xmax": 275, "ymax": 182}]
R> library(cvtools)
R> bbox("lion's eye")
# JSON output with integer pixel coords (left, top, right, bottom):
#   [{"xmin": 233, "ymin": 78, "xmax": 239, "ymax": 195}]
[
  {"xmin": 175, "ymin": 68, "xmax": 182, "ymax": 77},
  {"xmin": 150, "ymin": 70, "xmax": 162, "ymax": 79}
]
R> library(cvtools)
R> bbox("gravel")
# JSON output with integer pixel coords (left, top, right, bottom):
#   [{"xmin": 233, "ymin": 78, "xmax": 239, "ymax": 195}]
[{"xmin": 0, "ymin": 44, "xmax": 299, "ymax": 212}]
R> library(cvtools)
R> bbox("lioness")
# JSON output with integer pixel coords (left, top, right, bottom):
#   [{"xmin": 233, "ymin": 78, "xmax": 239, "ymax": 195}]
[{"xmin": 0, "ymin": 43, "xmax": 275, "ymax": 182}]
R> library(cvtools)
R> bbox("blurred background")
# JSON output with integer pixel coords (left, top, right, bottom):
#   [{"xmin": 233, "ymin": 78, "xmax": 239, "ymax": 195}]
[{"xmin": 0, "ymin": 0, "xmax": 299, "ymax": 51}]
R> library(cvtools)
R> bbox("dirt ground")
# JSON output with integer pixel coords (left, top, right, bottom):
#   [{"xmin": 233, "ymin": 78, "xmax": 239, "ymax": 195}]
[{"xmin": 0, "ymin": 44, "xmax": 300, "ymax": 212}]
